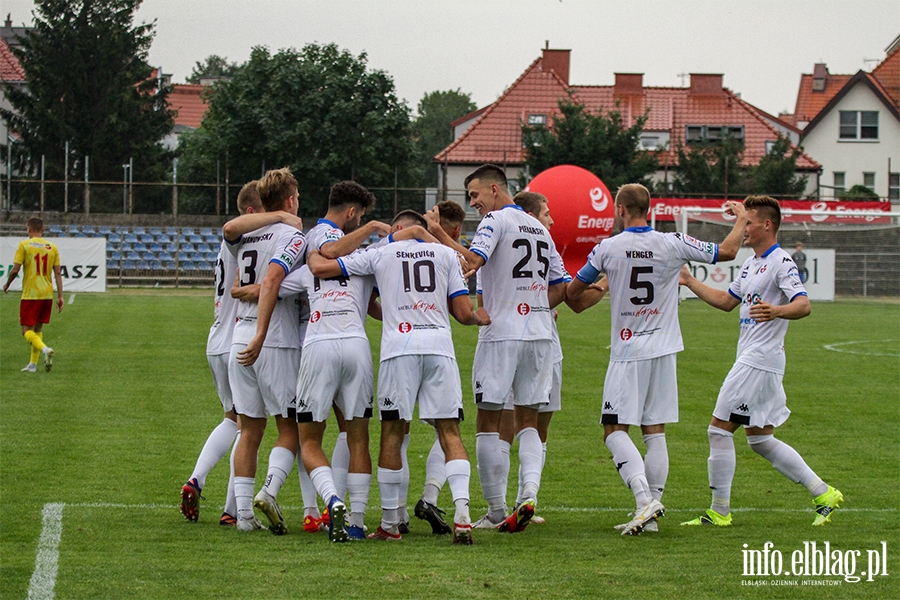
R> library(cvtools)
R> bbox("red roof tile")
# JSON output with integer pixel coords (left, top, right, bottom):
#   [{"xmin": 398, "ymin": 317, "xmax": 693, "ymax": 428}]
[
  {"xmin": 438, "ymin": 51, "xmax": 817, "ymax": 170},
  {"xmin": 871, "ymin": 46, "xmax": 899, "ymax": 106},
  {"xmin": 792, "ymin": 70, "xmax": 853, "ymax": 126},
  {"xmin": 0, "ymin": 38, "xmax": 25, "ymax": 82},
  {"xmin": 169, "ymin": 84, "xmax": 208, "ymax": 129}
]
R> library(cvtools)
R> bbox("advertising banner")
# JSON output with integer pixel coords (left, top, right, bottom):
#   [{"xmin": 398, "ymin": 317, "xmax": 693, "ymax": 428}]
[{"xmin": 1, "ymin": 237, "xmax": 107, "ymax": 293}]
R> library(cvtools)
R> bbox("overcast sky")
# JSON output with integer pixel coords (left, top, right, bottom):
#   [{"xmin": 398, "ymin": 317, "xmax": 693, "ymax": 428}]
[{"xmin": 5, "ymin": 1, "xmax": 899, "ymax": 117}]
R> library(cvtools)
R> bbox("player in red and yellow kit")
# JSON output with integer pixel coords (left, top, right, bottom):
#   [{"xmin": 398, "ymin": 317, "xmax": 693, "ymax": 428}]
[{"xmin": 3, "ymin": 218, "xmax": 63, "ymax": 372}]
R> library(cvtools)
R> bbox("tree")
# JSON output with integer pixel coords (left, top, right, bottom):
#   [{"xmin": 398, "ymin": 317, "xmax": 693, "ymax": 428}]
[
  {"xmin": 747, "ymin": 136, "xmax": 808, "ymax": 198},
  {"xmin": 178, "ymin": 44, "xmax": 414, "ymax": 217},
  {"xmin": 412, "ymin": 89, "xmax": 476, "ymax": 187},
  {"xmin": 672, "ymin": 137, "xmax": 746, "ymax": 197},
  {"xmin": 1, "ymin": 0, "xmax": 174, "ymax": 192},
  {"xmin": 521, "ymin": 100, "xmax": 659, "ymax": 191},
  {"xmin": 186, "ymin": 55, "xmax": 240, "ymax": 84},
  {"xmin": 841, "ymin": 184, "xmax": 879, "ymax": 201}
]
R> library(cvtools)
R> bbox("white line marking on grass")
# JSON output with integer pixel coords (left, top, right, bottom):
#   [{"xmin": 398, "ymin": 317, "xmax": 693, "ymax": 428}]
[
  {"xmin": 27, "ymin": 502, "xmax": 64, "ymax": 600},
  {"xmin": 823, "ymin": 339, "xmax": 899, "ymax": 357},
  {"xmin": 67, "ymin": 294, "xmax": 75, "ymax": 305}
]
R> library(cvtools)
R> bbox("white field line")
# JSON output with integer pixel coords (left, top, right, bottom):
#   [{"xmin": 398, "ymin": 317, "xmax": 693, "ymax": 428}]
[
  {"xmin": 67, "ymin": 294, "xmax": 75, "ymax": 305},
  {"xmin": 823, "ymin": 339, "xmax": 900, "ymax": 357},
  {"xmin": 27, "ymin": 502, "xmax": 64, "ymax": 600}
]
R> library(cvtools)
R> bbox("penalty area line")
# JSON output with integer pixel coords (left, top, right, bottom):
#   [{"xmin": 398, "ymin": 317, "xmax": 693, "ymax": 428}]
[{"xmin": 27, "ymin": 502, "xmax": 64, "ymax": 600}]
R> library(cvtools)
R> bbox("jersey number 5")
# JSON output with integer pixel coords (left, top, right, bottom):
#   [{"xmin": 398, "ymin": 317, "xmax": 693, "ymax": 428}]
[{"xmin": 629, "ymin": 266, "xmax": 654, "ymax": 305}]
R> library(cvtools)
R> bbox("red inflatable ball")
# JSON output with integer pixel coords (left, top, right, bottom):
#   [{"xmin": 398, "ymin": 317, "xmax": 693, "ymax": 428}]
[{"xmin": 524, "ymin": 165, "xmax": 615, "ymax": 276}]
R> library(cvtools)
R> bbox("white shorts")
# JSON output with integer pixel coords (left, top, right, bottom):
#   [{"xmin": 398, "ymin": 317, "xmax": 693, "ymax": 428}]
[
  {"xmin": 502, "ymin": 360, "xmax": 562, "ymax": 413},
  {"xmin": 713, "ymin": 362, "xmax": 791, "ymax": 429},
  {"xmin": 473, "ymin": 340, "xmax": 553, "ymax": 410},
  {"xmin": 228, "ymin": 344, "xmax": 300, "ymax": 419},
  {"xmin": 207, "ymin": 352, "xmax": 233, "ymax": 412},
  {"xmin": 377, "ymin": 355, "xmax": 463, "ymax": 421},
  {"xmin": 601, "ymin": 354, "xmax": 678, "ymax": 426},
  {"xmin": 296, "ymin": 338, "xmax": 373, "ymax": 423}
]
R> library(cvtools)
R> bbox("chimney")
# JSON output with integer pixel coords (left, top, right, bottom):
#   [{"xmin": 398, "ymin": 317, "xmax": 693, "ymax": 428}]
[
  {"xmin": 812, "ymin": 63, "xmax": 828, "ymax": 92},
  {"xmin": 5, "ymin": 13, "xmax": 12, "ymax": 28},
  {"xmin": 541, "ymin": 47, "xmax": 570, "ymax": 85},
  {"xmin": 689, "ymin": 73, "xmax": 724, "ymax": 96},
  {"xmin": 614, "ymin": 73, "xmax": 644, "ymax": 95}
]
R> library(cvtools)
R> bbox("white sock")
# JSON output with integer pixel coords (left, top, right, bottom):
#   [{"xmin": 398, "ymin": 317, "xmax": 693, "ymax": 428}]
[
  {"xmin": 234, "ymin": 476, "xmax": 255, "ymax": 521},
  {"xmin": 445, "ymin": 459, "xmax": 471, "ymax": 524},
  {"xmin": 298, "ymin": 453, "xmax": 319, "ymax": 511},
  {"xmin": 423, "ymin": 434, "xmax": 446, "ymax": 505},
  {"xmin": 309, "ymin": 465, "xmax": 339, "ymax": 506},
  {"xmin": 498, "ymin": 439, "xmax": 511, "ymax": 507},
  {"xmin": 261, "ymin": 446, "xmax": 294, "ymax": 498},
  {"xmin": 190, "ymin": 418, "xmax": 238, "ymax": 489},
  {"xmin": 224, "ymin": 429, "xmax": 240, "ymax": 516},
  {"xmin": 399, "ymin": 433, "xmax": 410, "ymax": 521},
  {"xmin": 476, "ymin": 432, "xmax": 507, "ymax": 520},
  {"xmin": 517, "ymin": 427, "xmax": 543, "ymax": 502},
  {"xmin": 708, "ymin": 426, "xmax": 735, "ymax": 515},
  {"xmin": 377, "ymin": 467, "xmax": 403, "ymax": 529},
  {"xmin": 605, "ymin": 430, "xmax": 653, "ymax": 508},
  {"xmin": 643, "ymin": 433, "xmax": 668, "ymax": 502},
  {"xmin": 747, "ymin": 434, "xmax": 827, "ymax": 496},
  {"xmin": 347, "ymin": 472, "xmax": 371, "ymax": 527},
  {"xmin": 331, "ymin": 432, "xmax": 350, "ymax": 498}
]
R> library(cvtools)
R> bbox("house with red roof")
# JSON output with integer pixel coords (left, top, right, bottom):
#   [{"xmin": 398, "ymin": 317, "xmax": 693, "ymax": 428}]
[
  {"xmin": 787, "ymin": 35, "xmax": 899, "ymax": 201},
  {"xmin": 435, "ymin": 45, "xmax": 819, "ymax": 206}
]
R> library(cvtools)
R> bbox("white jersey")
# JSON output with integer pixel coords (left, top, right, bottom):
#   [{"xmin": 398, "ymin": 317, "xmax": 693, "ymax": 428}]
[
  {"xmin": 727, "ymin": 244, "xmax": 807, "ymax": 374},
  {"xmin": 207, "ymin": 240, "xmax": 238, "ymax": 355},
  {"xmin": 305, "ymin": 219, "xmax": 344, "ymax": 255},
  {"xmin": 576, "ymin": 227, "xmax": 719, "ymax": 361},
  {"xmin": 228, "ymin": 223, "xmax": 306, "ymax": 348},
  {"xmin": 280, "ymin": 263, "xmax": 375, "ymax": 346},
  {"xmin": 338, "ymin": 239, "xmax": 468, "ymax": 360},
  {"xmin": 469, "ymin": 205, "xmax": 566, "ymax": 342}
]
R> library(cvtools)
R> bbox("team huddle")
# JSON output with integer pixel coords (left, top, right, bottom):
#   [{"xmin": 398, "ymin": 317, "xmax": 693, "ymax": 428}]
[{"xmin": 175, "ymin": 163, "xmax": 843, "ymax": 542}]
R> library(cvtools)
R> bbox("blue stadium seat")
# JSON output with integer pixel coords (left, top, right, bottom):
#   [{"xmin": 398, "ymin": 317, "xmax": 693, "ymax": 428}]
[
  {"xmin": 181, "ymin": 260, "xmax": 197, "ymax": 271},
  {"xmin": 149, "ymin": 259, "xmax": 163, "ymax": 270},
  {"xmin": 67, "ymin": 225, "xmax": 80, "ymax": 234},
  {"xmin": 142, "ymin": 252, "xmax": 156, "ymax": 261},
  {"xmin": 189, "ymin": 234, "xmax": 203, "ymax": 244},
  {"xmin": 119, "ymin": 243, "xmax": 132, "ymax": 254},
  {"xmin": 196, "ymin": 243, "xmax": 211, "ymax": 254},
  {"xmin": 165, "ymin": 243, "xmax": 178, "ymax": 253},
  {"xmin": 176, "ymin": 252, "xmax": 190, "ymax": 262},
  {"xmin": 181, "ymin": 227, "xmax": 195, "ymax": 236},
  {"xmin": 82, "ymin": 225, "xmax": 97, "ymax": 236},
  {"xmin": 178, "ymin": 235, "xmax": 191, "ymax": 245},
  {"xmin": 108, "ymin": 233, "xmax": 121, "ymax": 244},
  {"xmin": 205, "ymin": 251, "xmax": 219, "ymax": 263},
  {"xmin": 133, "ymin": 226, "xmax": 146, "ymax": 235},
  {"xmin": 156, "ymin": 234, "xmax": 171, "ymax": 244},
  {"xmin": 199, "ymin": 227, "xmax": 214, "ymax": 237},
  {"xmin": 133, "ymin": 242, "xmax": 148, "ymax": 253},
  {"xmin": 48, "ymin": 224, "xmax": 64, "ymax": 235},
  {"xmin": 140, "ymin": 234, "xmax": 155, "ymax": 244},
  {"xmin": 124, "ymin": 233, "xmax": 138, "ymax": 243},
  {"xmin": 109, "ymin": 251, "xmax": 121, "ymax": 261},
  {"xmin": 126, "ymin": 251, "xmax": 141, "ymax": 261},
  {"xmin": 122, "ymin": 260, "xmax": 137, "ymax": 270},
  {"xmin": 74, "ymin": 232, "xmax": 88, "ymax": 238},
  {"xmin": 149, "ymin": 227, "xmax": 163, "ymax": 237},
  {"xmin": 107, "ymin": 259, "xmax": 119, "ymax": 270},
  {"xmin": 179, "ymin": 243, "xmax": 195, "ymax": 254},
  {"xmin": 164, "ymin": 261, "xmax": 177, "ymax": 270},
  {"xmin": 106, "ymin": 241, "xmax": 117, "ymax": 252},
  {"xmin": 165, "ymin": 227, "xmax": 178, "ymax": 236},
  {"xmin": 98, "ymin": 225, "xmax": 112, "ymax": 236},
  {"xmin": 158, "ymin": 251, "xmax": 173, "ymax": 262},
  {"xmin": 136, "ymin": 260, "xmax": 150, "ymax": 270},
  {"xmin": 115, "ymin": 226, "xmax": 129, "ymax": 234},
  {"xmin": 149, "ymin": 243, "xmax": 162, "ymax": 252},
  {"xmin": 205, "ymin": 234, "xmax": 220, "ymax": 245}
]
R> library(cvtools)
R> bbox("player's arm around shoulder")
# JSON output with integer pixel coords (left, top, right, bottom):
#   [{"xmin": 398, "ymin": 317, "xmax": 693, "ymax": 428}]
[
  {"xmin": 307, "ymin": 249, "xmax": 347, "ymax": 279},
  {"xmin": 679, "ymin": 266, "xmax": 740, "ymax": 312},
  {"xmin": 565, "ymin": 276, "xmax": 607, "ymax": 313}
]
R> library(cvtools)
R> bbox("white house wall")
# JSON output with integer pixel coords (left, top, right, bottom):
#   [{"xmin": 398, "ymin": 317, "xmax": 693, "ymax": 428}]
[{"xmin": 801, "ymin": 83, "xmax": 900, "ymax": 199}]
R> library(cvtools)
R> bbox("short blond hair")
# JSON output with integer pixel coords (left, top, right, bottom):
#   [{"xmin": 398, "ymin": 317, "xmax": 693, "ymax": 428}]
[
  {"xmin": 257, "ymin": 168, "xmax": 298, "ymax": 212},
  {"xmin": 615, "ymin": 183, "xmax": 651, "ymax": 218},
  {"xmin": 236, "ymin": 181, "xmax": 262, "ymax": 215}
]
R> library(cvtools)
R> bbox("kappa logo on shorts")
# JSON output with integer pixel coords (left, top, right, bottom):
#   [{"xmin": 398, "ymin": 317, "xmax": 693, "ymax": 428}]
[
  {"xmin": 517, "ymin": 303, "xmax": 531, "ymax": 316},
  {"xmin": 398, "ymin": 322, "xmax": 412, "ymax": 334},
  {"xmin": 297, "ymin": 398, "xmax": 309, "ymax": 409},
  {"xmin": 604, "ymin": 401, "xmax": 612, "ymax": 410},
  {"xmin": 619, "ymin": 328, "xmax": 633, "ymax": 341},
  {"xmin": 382, "ymin": 397, "xmax": 394, "ymax": 407},
  {"xmin": 310, "ymin": 311, "xmax": 321, "ymax": 323},
  {"xmin": 737, "ymin": 403, "xmax": 749, "ymax": 412}
]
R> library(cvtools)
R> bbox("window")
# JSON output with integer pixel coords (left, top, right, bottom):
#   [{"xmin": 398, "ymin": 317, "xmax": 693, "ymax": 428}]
[
  {"xmin": 889, "ymin": 173, "xmax": 899, "ymax": 202},
  {"xmin": 639, "ymin": 132, "xmax": 669, "ymax": 151},
  {"xmin": 527, "ymin": 114, "xmax": 547, "ymax": 126},
  {"xmin": 839, "ymin": 111, "xmax": 878, "ymax": 140},
  {"xmin": 833, "ymin": 172, "xmax": 845, "ymax": 198},
  {"xmin": 863, "ymin": 172, "xmax": 876, "ymax": 189},
  {"xmin": 685, "ymin": 125, "xmax": 744, "ymax": 145},
  {"xmin": 765, "ymin": 140, "xmax": 777, "ymax": 154}
]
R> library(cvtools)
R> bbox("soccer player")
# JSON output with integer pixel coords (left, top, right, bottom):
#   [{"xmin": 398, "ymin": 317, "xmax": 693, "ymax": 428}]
[
  {"xmin": 567, "ymin": 183, "xmax": 745, "ymax": 535},
  {"xmin": 225, "ymin": 167, "xmax": 307, "ymax": 533},
  {"xmin": 679, "ymin": 195, "xmax": 843, "ymax": 527},
  {"xmin": 441, "ymin": 164, "xmax": 568, "ymax": 533},
  {"xmin": 3, "ymin": 217, "xmax": 63, "ymax": 373},
  {"xmin": 299, "ymin": 180, "xmax": 389, "ymax": 534},
  {"xmin": 180, "ymin": 181, "xmax": 274, "ymax": 525},
  {"xmin": 308, "ymin": 211, "xmax": 490, "ymax": 544}
]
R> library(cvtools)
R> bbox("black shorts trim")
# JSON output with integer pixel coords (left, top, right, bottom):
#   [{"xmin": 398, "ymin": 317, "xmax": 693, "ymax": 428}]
[
  {"xmin": 363, "ymin": 407, "xmax": 373, "ymax": 419},
  {"xmin": 729, "ymin": 412, "xmax": 750, "ymax": 426},
  {"xmin": 381, "ymin": 409, "xmax": 401, "ymax": 421},
  {"xmin": 601, "ymin": 413, "xmax": 619, "ymax": 425},
  {"xmin": 475, "ymin": 392, "xmax": 483, "ymax": 404},
  {"xmin": 295, "ymin": 411, "xmax": 313, "ymax": 423}
]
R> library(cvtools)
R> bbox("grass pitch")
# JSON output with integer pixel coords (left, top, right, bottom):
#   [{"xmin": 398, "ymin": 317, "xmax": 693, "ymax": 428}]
[{"xmin": 1, "ymin": 290, "xmax": 898, "ymax": 599}]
